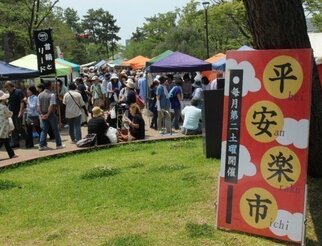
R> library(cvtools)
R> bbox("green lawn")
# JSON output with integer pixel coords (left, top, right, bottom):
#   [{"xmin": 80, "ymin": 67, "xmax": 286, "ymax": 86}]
[{"xmin": 0, "ymin": 138, "xmax": 320, "ymax": 245}]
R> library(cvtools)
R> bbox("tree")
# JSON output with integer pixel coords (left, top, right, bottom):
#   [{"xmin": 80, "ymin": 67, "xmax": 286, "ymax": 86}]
[
  {"xmin": 303, "ymin": 0, "xmax": 322, "ymax": 31},
  {"xmin": 64, "ymin": 7, "xmax": 81, "ymax": 33},
  {"xmin": 242, "ymin": 0, "xmax": 322, "ymax": 177},
  {"xmin": 82, "ymin": 8, "xmax": 120, "ymax": 59},
  {"xmin": 142, "ymin": 12, "xmax": 177, "ymax": 43},
  {"xmin": 0, "ymin": 0, "xmax": 30, "ymax": 61},
  {"xmin": 158, "ymin": 26, "xmax": 205, "ymax": 58},
  {"xmin": 125, "ymin": 11, "xmax": 178, "ymax": 58},
  {"xmin": 22, "ymin": 0, "xmax": 59, "ymax": 50},
  {"xmin": 125, "ymin": 0, "xmax": 251, "ymax": 59}
]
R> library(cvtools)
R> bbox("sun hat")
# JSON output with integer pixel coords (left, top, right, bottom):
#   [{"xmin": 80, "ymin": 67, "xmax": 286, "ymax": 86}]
[
  {"xmin": 153, "ymin": 75, "xmax": 160, "ymax": 83},
  {"xmin": 0, "ymin": 90, "xmax": 9, "ymax": 101},
  {"xmin": 91, "ymin": 75, "xmax": 99, "ymax": 81},
  {"xmin": 110, "ymin": 73, "xmax": 119, "ymax": 80},
  {"xmin": 92, "ymin": 106, "xmax": 104, "ymax": 117},
  {"xmin": 125, "ymin": 79, "xmax": 135, "ymax": 89}
]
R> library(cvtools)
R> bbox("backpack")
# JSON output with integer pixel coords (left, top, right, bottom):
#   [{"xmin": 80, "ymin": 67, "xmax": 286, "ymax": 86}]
[{"xmin": 76, "ymin": 134, "xmax": 96, "ymax": 147}]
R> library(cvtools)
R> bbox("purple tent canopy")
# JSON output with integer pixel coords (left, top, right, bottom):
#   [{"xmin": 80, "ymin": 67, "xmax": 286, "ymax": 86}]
[{"xmin": 147, "ymin": 51, "xmax": 212, "ymax": 73}]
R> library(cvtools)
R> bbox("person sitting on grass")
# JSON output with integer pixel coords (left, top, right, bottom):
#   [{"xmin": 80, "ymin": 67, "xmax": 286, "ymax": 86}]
[
  {"xmin": 181, "ymin": 98, "xmax": 202, "ymax": 135},
  {"xmin": 119, "ymin": 103, "xmax": 145, "ymax": 141},
  {"xmin": 87, "ymin": 106, "xmax": 110, "ymax": 146}
]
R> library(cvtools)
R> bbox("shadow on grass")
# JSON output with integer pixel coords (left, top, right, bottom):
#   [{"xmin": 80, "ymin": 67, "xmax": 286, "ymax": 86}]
[
  {"xmin": 307, "ymin": 177, "xmax": 322, "ymax": 245},
  {"xmin": 102, "ymin": 234, "xmax": 148, "ymax": 246},
  {"xmin": 81, "ymin": 166, "xmax": 121, "ymax": 180},
  {"xmin": 185, "ymin": 223, "xmax": 215, "ymax": 238},
  {"xmin": 0, "ymin": 179, "xmax": 20, "ymax": 190}
]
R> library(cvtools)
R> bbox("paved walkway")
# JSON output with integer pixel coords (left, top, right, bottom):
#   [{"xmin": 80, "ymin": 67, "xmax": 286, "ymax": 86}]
[{"xmin": 0, "ymin": 113, "xmax": 185, "ymax": 168}]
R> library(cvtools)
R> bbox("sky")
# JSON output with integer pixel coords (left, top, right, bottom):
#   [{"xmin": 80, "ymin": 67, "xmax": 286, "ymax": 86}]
[{"xmin": 57, "ymin": 0, "xmax": 190, "ymax": 44}]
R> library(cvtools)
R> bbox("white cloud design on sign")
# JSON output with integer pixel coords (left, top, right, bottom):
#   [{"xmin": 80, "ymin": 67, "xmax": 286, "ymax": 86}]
[
  {"xmin": 220, "ymin": 141, "xmax": 257, "ymax": 180},
  {"xmin": 269, "ymin": 210, "xmax": 303, "ymax": 242},
  {"xmin": 224, "ymin": 59, "xmax": 261, "ymax": 97},
  {"xmin": 276, "ymin": 118, "xmax": 309, "ymax": 149}
]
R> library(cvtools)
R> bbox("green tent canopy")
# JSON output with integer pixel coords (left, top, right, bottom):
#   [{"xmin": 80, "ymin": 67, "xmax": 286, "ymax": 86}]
[
  {"xmin": 10, "ymin": 54, "xmax": 71, "ymax": 77},
  {"xmin": 146, "ymin": 50, "xmax": 173, "ymax": 67},
  {"xmin": 56, "ymin": 58, "xmax": 80, "ymax": 72}
]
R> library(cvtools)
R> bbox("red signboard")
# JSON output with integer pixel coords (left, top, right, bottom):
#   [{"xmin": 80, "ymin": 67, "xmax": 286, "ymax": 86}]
[{"xmin": 216, "ymin": 49, "xmax": 312, "ymax": 244}]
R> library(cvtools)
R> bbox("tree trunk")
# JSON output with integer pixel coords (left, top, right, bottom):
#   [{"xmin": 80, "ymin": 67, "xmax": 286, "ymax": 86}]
[
  {"xmin": 3, "ymin": 32, "xmax": 11, "ymax": 62},
  {"xmin": 243, "ymin": 0, "xmax": 322, "ymax": 178}
]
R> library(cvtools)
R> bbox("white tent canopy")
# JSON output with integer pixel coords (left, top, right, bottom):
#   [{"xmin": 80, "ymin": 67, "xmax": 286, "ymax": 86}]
[{"xmin": 308, "ymin": 33, "xmax": 322, "ymax": 60}]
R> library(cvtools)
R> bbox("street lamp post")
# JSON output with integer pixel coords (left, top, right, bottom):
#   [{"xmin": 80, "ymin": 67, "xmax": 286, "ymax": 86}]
[{"xmin": 202, "ymin": 1, "xmax": 210, "ymax": 59}]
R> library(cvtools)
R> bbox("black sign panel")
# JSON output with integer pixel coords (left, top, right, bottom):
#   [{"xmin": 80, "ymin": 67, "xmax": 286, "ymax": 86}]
[
  {"xmin": 34, "ymin": 29, "xmax": 56, "ymax": 75},
  {"xmin": 224, "ymin": 69, "xmax": 243, "ymax": 183}
]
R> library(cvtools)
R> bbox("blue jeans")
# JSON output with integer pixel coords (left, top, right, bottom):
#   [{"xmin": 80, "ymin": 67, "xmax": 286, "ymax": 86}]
[
  {"xmin": 39, "ymin": 114, "xmax": 62, "ymax": 147},
  {"xmin": 172, "ymin": 107, "xmax": 181, "ymax": 130},
  {"xmin": 67, "ymin": 115, "xmax": 82, "ymax": 141}
]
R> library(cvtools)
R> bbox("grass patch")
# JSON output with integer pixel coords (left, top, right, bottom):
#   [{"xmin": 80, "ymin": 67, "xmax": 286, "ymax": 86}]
[
  {"xmin": 169, "ymin": 140, "xmax": 197, "ymax": 149},
  {"xmin": 128, "ymin": 162, "xmax": 145, "ymax": 169},
  {"xmin": 81, "ymin": 166, "xmax": 121, "ymax": 179},
  {"xmin": 181, "ymin": 173, "xmax": 198, "ymax": 185},
  {"xmin": 103, "ymin": 234, "xmax": 148, "ymax": 246},
  {"xmin": 0, "ymin": 179, "xmax": 20, "ymax": 190},
  {"xmin": 0, "ymin": 138, "xmax": 319, "ymax": 245},
  {"xmin": 46, "ymin": 232, "xmax": 63, "ymax": 241},
  {"xmin": 185, "ymin": 223, "xmax": 215, "ymax": 238},
  {"xmin": 152, "ymin": 164, "xmax": 187, "ymax": 172}
]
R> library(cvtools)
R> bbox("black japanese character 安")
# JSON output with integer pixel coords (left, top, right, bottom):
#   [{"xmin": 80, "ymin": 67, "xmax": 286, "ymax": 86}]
[{"xmin": 251, "ymin": 106, "xmax": 277, "ymax": 137}]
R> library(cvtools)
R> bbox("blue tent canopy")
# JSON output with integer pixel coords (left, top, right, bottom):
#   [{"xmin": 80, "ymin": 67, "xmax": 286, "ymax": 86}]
[
  {"xmin": 95, "ymin": 60, "xmax": 106, "ymax": 69},
  {"xmin": 212, "ymin": 45, "xmax": 254, "ymax": 71},
  {"xmin": 0, "ymin": 60, "xmax": 39, "ymax": 80}
]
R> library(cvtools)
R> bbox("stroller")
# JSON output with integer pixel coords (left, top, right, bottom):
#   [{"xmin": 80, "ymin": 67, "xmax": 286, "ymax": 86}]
[{"xmin": 107, "ymin": 102, "xmax": 129, "ymax": 129}]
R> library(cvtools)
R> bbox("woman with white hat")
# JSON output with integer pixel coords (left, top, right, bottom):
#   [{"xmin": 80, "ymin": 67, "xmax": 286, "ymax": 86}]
[
  {"xmin": 124, "ymin": 78, "xmax": 137, "ymax": 106},
  {"xmin": 107, "ymin": 73, "xmax": 122, "ymax": 105},
  {"xmin": 0, "ymin": 90, "xmax": 17, "ymax": 159}
]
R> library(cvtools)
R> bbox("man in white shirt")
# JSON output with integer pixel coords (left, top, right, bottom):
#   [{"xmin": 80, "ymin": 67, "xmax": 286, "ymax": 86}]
[
  {"xmin": 210, "ymin": 72, "xmax": 224, "ymax": 90},
  {"xmin": 181, "ymin": 99, "xmax": 202, "ymax": 135},
  {"xmin": 63, "ymin": 83, "xmax": 86, "ymax": 142}
]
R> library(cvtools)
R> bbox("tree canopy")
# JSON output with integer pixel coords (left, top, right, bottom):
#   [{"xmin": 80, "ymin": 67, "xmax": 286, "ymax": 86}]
[
  {"xmin": 0, "ymin": 0, "xmax": 321, "ymax": 63},
  {"xmin": 124, "ymin": 0, "xmax": 252, "ymax": 59},
  {"xmin": 0, "ymin": 0, "xmax": 120, "ymax": 63}
]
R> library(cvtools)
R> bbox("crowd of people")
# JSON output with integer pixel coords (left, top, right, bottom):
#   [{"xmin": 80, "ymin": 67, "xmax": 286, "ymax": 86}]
[{"xmin": 0, "ymin": 65, "xmax": 224, "ymax": 160}]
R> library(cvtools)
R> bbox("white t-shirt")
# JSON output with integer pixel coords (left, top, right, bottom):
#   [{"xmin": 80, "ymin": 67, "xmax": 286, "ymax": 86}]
[
  {"xmin": 192, "ymin": 87, "xmax": 203, "ymax": 101},
  {"xmin": 181, "ymin": 105, "xmax": 202, "ymax": 130},
  {"xmin": 63, "ymin": 90, "xmax": 85, "ymax": 119},
  {"xmin": 210, "ymin": 79, "xmax": 218, "ymax": 90}
]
